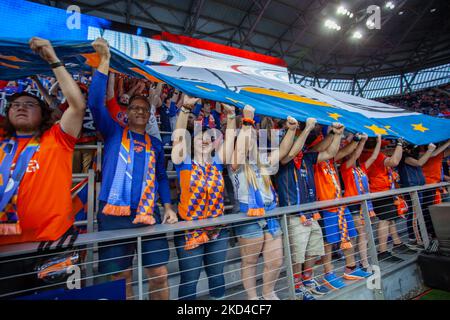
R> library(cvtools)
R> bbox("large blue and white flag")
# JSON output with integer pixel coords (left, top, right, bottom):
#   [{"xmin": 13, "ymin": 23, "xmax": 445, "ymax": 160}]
[{"xmin": 0, "ymin": 38, "xmax": 449, "ymax": 145}]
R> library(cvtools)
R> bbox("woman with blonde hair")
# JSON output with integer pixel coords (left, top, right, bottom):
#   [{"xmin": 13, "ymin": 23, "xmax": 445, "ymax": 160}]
[{"xmin": 228, "ymin": 105, "xmax": 298, "ymax": 300}]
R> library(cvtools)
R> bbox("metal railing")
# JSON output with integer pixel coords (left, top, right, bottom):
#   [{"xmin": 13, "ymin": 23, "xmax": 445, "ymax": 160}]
[{"xmin": 0, "ymin": 182, "xmax": 447, "ymax": 300}]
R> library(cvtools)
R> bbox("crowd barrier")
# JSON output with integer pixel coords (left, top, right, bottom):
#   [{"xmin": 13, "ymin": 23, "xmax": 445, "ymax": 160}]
[{"xmin": 1, "ymin": 149, "xmax": 447, "ymax": 299}]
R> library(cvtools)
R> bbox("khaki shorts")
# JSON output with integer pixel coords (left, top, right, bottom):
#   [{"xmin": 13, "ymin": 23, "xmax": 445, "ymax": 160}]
[{"xmin": 288, "ymin": 216, "xmax": 325, "ymax": 264}]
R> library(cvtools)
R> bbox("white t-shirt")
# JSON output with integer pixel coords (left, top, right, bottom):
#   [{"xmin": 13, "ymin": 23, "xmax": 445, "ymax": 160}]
[{"xmin": 228, "ymin": 164, "xmax": 274, "ymax": 205}]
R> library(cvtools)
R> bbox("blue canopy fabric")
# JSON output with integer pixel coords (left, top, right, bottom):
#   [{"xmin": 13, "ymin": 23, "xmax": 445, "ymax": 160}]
[{"xmin": 0, "ymin": 38, "xmax": 449, "ymax": 145}]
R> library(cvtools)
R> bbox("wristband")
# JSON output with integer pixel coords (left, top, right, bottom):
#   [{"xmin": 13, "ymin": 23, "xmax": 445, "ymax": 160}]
[
  {"xmin": 50, "ymin": 61, "xmax": 64, "ymax": 69},
  {"xmin": 180, "ymin": 106, "xmax": 191, "ymax": 114},
  {"xmin": 227, "ymin": 114, "xmax": 236, "ymax": 119},
  {"xmin": 242, "ymin": 117, "xmax": 255, "ymax": 126},
  {"xmin": 353, "ymin": 135, "xmax": 362, "ymax": 142}
]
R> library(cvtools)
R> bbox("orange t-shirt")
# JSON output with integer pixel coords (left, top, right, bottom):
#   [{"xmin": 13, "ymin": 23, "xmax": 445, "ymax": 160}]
[
  {"xmin": 340, "ymin": 162, "xmax": 369, "ymax": 198},
  {"xmin": 422, "ymin": 153, "xmax": 443, "ymax": 184},
  {"xmin": 359, "ymin": 151, "xmax": 390, "ymax": 192},
  {"xmin": 314, "ymin": 160, "xmax": 341, "ymax": 212},
  {"xmin": 0, "ymin": 124, "xmax": 77, "ymax": 246}
]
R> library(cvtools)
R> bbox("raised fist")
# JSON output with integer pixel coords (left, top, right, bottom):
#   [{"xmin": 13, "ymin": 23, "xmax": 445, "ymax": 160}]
[{"xmin": 29, "ymin": 37, "xmax": 59, "ymax": 64}]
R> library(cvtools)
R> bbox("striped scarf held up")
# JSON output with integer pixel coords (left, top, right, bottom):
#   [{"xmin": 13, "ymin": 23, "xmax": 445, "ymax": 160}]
[
  {"xmin": 352, "ymin": 166, "xmax": 376, "ymax": 225},
  {"xmin": 324, "ymin": 161, "xmax": 352, "ymax": 250}
]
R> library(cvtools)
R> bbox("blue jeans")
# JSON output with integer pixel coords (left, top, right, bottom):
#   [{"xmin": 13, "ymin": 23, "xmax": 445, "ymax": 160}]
[{"xmin": 174, "ymin": 229, "xmax": 229, "ymax": 300}]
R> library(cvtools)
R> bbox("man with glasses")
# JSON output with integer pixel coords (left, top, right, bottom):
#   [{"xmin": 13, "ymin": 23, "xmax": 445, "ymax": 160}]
[
  {"xmin": 0, "ymin": 37, "xmax": 86, "ymax": 297},
  {"xmin": 86, "ymin": 38, "xmax": 178, "ymax": 300}
]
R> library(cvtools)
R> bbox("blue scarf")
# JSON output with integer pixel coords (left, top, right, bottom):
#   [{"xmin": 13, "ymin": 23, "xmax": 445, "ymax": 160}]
[
  {"xmin": 0, "ymin": 136, "xmax": 39, "ymax": 235},
  {"xmin": 240, "ymin": 170, "xmax": 279, "ymax": 236},
  {"xmin": 102, "ymin": 128, "xmax": 157, "ymax": 225}
]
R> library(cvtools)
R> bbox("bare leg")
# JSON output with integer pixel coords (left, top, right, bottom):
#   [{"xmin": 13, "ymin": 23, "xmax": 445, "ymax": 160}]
[
  {"xmin": 239, "ymin": 237, "xmax": 264, "ymax": 300},
  {"xmin": 261, "ymin": 233, "xmax": 283, "ymax": 300},
  {"xmin": 146, "ymin": 265, "xmax": 169, "ymax": 300},
  {"xmin": 322, "ymin": 243, "xmax": 333, "ymax": 274},
  {"xmin": 389, "ymin": 220, "xmax": 402, "ymax": 246},
  {"xmin": 112, "ymin": 269, "xmax": 133, "ymax": 299},
  {"xmin": 377, "ymin": 220, "xmax": 390, "ymax": 253},
  {"xmin": 353, "ymin": 216, "xmax": 369, "ymax": 268}
]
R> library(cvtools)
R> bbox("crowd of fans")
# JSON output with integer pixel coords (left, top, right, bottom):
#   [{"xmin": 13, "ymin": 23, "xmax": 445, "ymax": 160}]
[
  {"xmin": 376, "ymin": 83, "xmax": 450, "ymax": 118},
  {"xmin": 0, "ymin": 37, "xmax": 449, "ymax": 301}
]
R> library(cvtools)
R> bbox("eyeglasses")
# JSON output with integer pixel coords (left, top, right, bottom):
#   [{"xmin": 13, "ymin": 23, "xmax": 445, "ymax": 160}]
[
  {"xmin": 128, "ymin": 105, "xmax": 150, "ymax": 114},
  {"xmin": 9, "ymin": 101, "xmax": 40, "ymax": 110}
]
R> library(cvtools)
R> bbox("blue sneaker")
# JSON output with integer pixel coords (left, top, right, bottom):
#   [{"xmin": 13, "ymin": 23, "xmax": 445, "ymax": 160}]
[
  {"xmin": 295, "ymin": 286, "xmax": 316, "ymax": 300},
  {"xmin": 303, "ymin": 278, "xmax": 330, "ymax": 295},
  {"xmin": 343, "ymin": 267, "xmax": 372, "ymax": 280},
  {"xmin": 323, "ymin": 272, "xmax": 346, "ymax": 290}
]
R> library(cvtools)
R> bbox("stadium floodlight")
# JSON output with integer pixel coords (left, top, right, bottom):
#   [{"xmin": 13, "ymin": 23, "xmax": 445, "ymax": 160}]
[
  {"xmin": 352, "ymin": 31, "xmax": 363, "ymax": 39},
  {"xmin": 324, "ymin": 19, "xmax": 341, "ymax": 31},
  {"xmin": 337, "ymin": 5, "xmax": 354, "ymax": 18},
  {"xmin": 385, "ymin": 1, "xmax": 395, "ymax": 9},
  {"xmin": 337, "ymin": 6, "xmax": 347, "ymax": 15}
]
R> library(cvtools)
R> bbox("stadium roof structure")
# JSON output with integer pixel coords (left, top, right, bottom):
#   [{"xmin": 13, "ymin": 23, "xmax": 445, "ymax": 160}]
[{"xmin": 32, "ymin": 0, "xmax": 450, "ymax": 81}]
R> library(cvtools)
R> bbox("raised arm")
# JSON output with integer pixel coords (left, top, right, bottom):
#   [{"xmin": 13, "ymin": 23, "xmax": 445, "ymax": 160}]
[
  {"xmin": 311, "ymin": 127, "xmax": 333, "ymax": 152},
  {"xmin": 281, "ymin": 117, "xmax": 317, "ymax": 165},
  {"xmin": 364, "ymin": 134, "xmax": 381, "ymax": 169},
  {"xmin": 344, "ymin": 134, "xmax": 367, "ymax": 169},
  {"xmin": 317, "ymin": 123, "xmax": 345, "ymax": 163},
  {"xmin": 29, "ymin": 37, "xmax": 85, "ymax": 138},
  {"xmin": 217, "ymin": 103, "xmax": 236, "ymax": 165},
  {"xmin": 431, "ymin": 139, "xmax": 450, "ymax": 157},
  {"xmin": 405, "ymin": 143, "xmax": 437, "ymax": 167},
  {"xmin": 335, "ymin": 136, "xmax": 359, "ymax": 162},
  {"xmin": 269, "ymin": 116, "xmax": 298, "ymax": 164},
  {"xmin": 384, "ymin": 139, "xmax": 404, "ymax": 168},
  {"xmin": 231, "ymin": 105, "xmax": 257, "ymax": 172},
  {"xmin": 31, "ymin": 75, "xmax": 57, "ymax": 108},
  {"xmin": 107, "ymin": 72, "xmax": 115, "ymax": 101},
  {"xmin": 171, "ymin": 95, "xmax": 200, "ymax": 165}
]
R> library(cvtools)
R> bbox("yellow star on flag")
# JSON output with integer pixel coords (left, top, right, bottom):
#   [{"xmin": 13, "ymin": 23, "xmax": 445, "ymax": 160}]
[
  {"xmin": 412, "ymin": 123, "xmax": 429, "ymax": 133},
  {"xmin": 364, "ymin": 124, "xmax": 387, "ymax": 135},
  {"xmin": 328, "ymin": 112, "xmax": 342, "ymax": 121}
]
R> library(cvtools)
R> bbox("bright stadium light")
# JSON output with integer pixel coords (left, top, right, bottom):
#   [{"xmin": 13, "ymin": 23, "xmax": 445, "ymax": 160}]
[
  {"xmin": 352, "ymin": 31, "xmax": 363, "ymax": 39},
  {"xmin": 385, "ymin": 1, "xmax": 395, "ymax": 9},
  {"xmin": 324, "ymin": 19, "xmax": 341, "ymax": 31},
  {"xmin": 337, "ymin": 5, "xmax": 354, "ymax": 18}
]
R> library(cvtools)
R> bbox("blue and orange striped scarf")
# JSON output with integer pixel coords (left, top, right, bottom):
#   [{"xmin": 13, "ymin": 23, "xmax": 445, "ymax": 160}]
[
  {"xmin": 0, "ymin": 136, "xmax": 39, "ymax": 235},
  {"xmin": 102, "ymin": 128, "xmax": 157, "ymax": 225},
  {"xmin": 183, "ymin": 162, "xmax": 225, "ymax": 250},
  {"xmin": 352, "ymin": 165, "xmax": 376, "ymax": 224},
  {"xmin": 322, "ymin": 160, "xmax": 352, "ymax": 249}
]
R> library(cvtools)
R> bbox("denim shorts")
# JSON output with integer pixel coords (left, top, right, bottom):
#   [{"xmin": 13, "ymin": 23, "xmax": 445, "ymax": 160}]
[{"xmin": 234, "ymin": 218, "xmax": 282, "ymax": 239}]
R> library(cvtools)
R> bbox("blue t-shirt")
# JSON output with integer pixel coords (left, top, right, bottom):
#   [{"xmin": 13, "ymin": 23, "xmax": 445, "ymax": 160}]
[
  {"xmin": 398, "ymin": 155, "xmax": 426, "ymax": 187},
  {"xmin": 276, "ymin": 152, "xmax": 319, "ymax": 206}
]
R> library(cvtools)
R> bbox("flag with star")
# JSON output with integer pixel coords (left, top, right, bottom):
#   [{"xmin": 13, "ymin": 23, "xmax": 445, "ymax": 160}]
[{"xmin": 1, "ymin": 38, "xmax": 448, "ymax": 145}]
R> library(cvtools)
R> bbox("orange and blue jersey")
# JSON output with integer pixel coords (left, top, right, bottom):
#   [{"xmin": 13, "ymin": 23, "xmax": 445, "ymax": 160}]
[
  {"xmin": 0, "ymin": 124, "xmax": 77, "ymax": 245},
  {"xmin": 175, "ymin": 158, "xmax": 224, "ymax": 221},
  {"xmin": 314, "ymin": 159, "xmax": 341, "ymax": 211},
  {"xmin": 340, "ymin": 162, "xmax": 370, "ymax": 198},
  {"xmin": 422, "ymin": 153, "xmax": 444, "ymax": 184}
]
